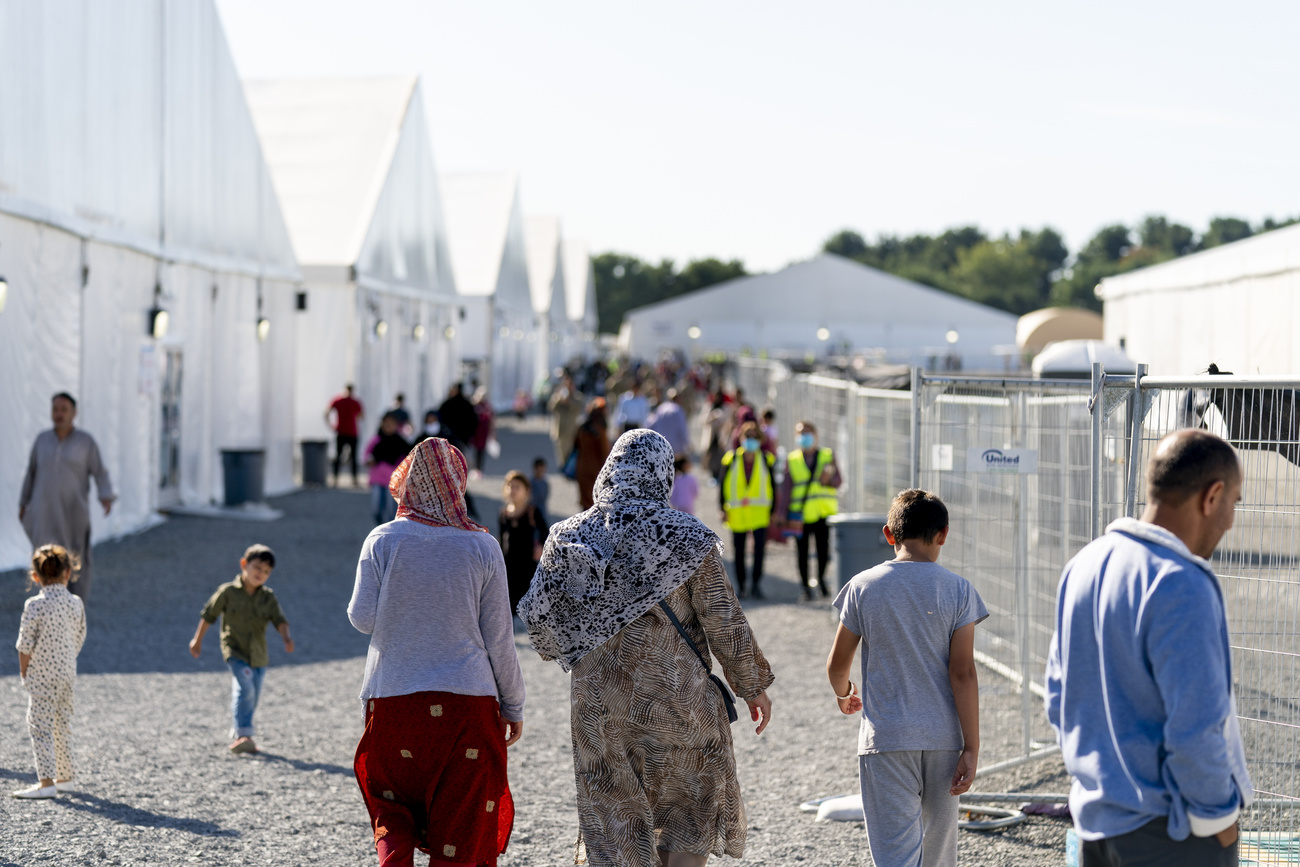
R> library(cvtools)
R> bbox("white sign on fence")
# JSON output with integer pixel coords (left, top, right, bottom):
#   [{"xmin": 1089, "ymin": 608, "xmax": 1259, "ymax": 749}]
[
  {"xmin": 931, "ymin": 444, "xmax": 954, "ymax": 471},
  {"xmin": 967, "ymin": 447, "xmax": 1038, "ymax": 475}
]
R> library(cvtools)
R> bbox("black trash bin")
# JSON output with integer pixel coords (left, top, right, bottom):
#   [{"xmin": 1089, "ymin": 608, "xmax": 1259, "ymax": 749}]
[
  {"xmin": 300, "ymin": 440, "xmax": 329, "ymax": 487},
  {"xmin": 827, "ymin": 513, "xmax": 894, "ymax": 593},
  {"xmin": 221, "ymin": 449, "xmax": 266, "ymax": 506}
]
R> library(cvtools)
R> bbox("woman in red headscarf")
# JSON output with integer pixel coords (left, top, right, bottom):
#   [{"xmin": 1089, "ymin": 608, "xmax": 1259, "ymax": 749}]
[{"xmin": 348, "ymin": 438, "xmax": 526, "ymax": 867}]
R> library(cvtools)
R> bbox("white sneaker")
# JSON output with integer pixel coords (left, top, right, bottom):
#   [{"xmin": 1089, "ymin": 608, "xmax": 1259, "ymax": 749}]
[
  {"xmin": 11, "ymin": 784, "xmax": 56, "ymax": 799},
  {"xmin": 55, "ymin": 781, "xmax": 75, "ymax": 793}
]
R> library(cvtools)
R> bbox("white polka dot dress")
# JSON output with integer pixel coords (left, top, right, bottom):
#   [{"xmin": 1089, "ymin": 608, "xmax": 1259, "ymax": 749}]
[{"xmin": 15, "ymin": 583, "xmax": 86, "ymax": 782}]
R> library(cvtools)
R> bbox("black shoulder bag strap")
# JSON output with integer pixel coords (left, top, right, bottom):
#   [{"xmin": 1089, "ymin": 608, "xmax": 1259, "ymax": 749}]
[{"xmin": 657, "ymin": 599, "xmax": 739, "ymax": 724}]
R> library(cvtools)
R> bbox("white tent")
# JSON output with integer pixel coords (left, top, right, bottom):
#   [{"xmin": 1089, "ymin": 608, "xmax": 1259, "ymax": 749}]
[
  {"xmin": 245, "ymin": 77, "xmax": 461, "ymax": 440},
  {"xmin": 0, "ymin": 0, "xmax": 301, "ymax": 570},
  {"xmin": 1032, "ymin": 340, "xmax": 1135, "ymax": 378},
  {"xmin": 1099, "ymin": 224, "xmax": 1300, "ymax": 375},
  {"xmin": 562, "ymin": 239, "xmax": 599, "ymax": 360},
  {"xmin": 440, "ymin": 173, "xmax": 537, "ymax": 408},
  {"xmin": 524, "ymin": 216, "xmax": 574, "ymax": 379},
  {"xmin": 620, "ymin": 254, "xmax": 1018, "ymax": 369}
]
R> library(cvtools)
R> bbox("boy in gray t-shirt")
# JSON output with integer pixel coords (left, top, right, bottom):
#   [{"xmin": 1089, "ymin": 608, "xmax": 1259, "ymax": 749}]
[{"xmin": 828, "ymin": 489, "xmax": 988, "ymax": 867}]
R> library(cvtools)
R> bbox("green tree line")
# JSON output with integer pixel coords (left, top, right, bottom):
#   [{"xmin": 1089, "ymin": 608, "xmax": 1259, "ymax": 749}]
[{"xmin": 594, "ymin": 214, "xmax": 1298, "ymax": 331}]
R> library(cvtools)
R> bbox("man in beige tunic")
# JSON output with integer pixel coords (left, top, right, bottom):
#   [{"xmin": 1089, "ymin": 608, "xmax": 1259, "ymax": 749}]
[{"xmin": 19, "ymin": 393, "xmax": 115, "ymax": 600}]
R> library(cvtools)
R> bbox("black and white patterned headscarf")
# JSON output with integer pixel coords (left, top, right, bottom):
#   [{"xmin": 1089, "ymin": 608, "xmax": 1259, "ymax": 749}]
[{"xmin": 519, "ymin": 428, "xmax": 720, "ymax": 671}]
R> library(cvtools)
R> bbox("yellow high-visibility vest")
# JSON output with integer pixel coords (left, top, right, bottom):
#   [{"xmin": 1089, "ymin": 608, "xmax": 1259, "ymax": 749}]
[
  {"xmin": 722, "ymin": 449, "xmax": 774, "ymax": 533},
  {"xmin": 787, "ymin": 447, "xmax": 839, "ymax": 524}
]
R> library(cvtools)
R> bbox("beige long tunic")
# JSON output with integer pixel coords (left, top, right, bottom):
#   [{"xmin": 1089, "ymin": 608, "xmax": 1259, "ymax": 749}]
[
  {"xmin": 19, "ymin": 429, "xmax": 114, "ymax": 598},
  {"xmin": 570, "ymin": 550, "xmax": 774, "ymax": 866}
]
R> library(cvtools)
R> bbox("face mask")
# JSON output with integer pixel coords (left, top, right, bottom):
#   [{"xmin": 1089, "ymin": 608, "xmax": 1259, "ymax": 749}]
[
  {"xmin": 744, "ymin": 438, "xmax": 761, "ymax": 453},
  {"xmin": 799, "ymin": 433, "xmax": 815, "ymax": 449},
  {"xmin": 424, "ymin": 422, "xmax": 440, "ymax": 435}
]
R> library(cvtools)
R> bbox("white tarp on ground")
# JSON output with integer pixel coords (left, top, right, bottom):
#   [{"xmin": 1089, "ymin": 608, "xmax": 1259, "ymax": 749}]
[
  {"xmin": 1099, "ymin": 224, "xmax": 1300, "ymax": 376},
  {"xmin": 0, "ymin": 0, "xmax": 301, "ymax": 571},
  {"xmin": 524, "ymin": 215, "xmax": 574, "ymax": 379},
  {"xmin": 620, "ymin": 253, "xmax": 1019, "ymax": 369},
  {"xmin": 562, "ymin": 238, "xmax": 599, "ymax": 361},
  {"xmin": 440, "ymin": 172, "xmax": 538, "ymax": 408},
  {"xmin": 246, "ymin": 77, "xmax": 461, "ymax": 440}
]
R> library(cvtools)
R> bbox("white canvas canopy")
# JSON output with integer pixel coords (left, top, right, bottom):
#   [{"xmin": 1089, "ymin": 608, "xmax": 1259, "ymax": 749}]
[
  {"xmin": 562, "ymin": 239, "xmax": 599, "ymax": 360},
  {"xmin": 440, "ymin": 172, "xmax": 538, "ymax": 408},
  {"xmin": 246, "ymin": 77, "xmax": 461, "ymax": 440},
  {"xmin": 524, "ymin": 216, "xmax": 573, "ymax": 379},
  {"xmin": 0, "ymin": 0, "xmax": 301, "ymax": 570},
  {"xmin": 620, "ymin": 254, "xmax": 1018, "ymax": 369},
  {"xmin": 1099, "ymin": 224, "xmax": 1300, "ymax": 375}
]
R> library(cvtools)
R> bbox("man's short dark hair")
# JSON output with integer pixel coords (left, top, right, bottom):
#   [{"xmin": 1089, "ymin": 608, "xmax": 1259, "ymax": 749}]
[
  {"xmin": 533, "ymin": 456, "xmax": 547, "ymax": 469},
  {"xmin": 52, "ymin": 392, "xmax": 76, "ymax": 408},
  {"xmin": 242, "ymin": 543, "xmax": 276, "ymax": 568},
  {"xmin": 887, "ymin": 489, "xmax": 949, "ymax": 543},
  {"xmin": 1146, "ymin": 430, "xmax": 1240, "ymax": 505}
]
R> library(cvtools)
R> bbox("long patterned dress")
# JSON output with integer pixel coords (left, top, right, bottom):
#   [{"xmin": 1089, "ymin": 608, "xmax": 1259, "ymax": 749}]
[{"xmin": 569, "ymin": 550, "xmax": 774, "ymax": 866}]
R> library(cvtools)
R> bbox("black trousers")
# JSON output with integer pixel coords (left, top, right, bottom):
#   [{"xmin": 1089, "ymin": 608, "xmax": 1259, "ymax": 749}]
[
  {"xmin": 732, "ymin": 527, "xmax": 767, "ymax": 592},
  {"xmin": 334, "ymin": 434, "xmax": 359, "ymax": 482},
  {"xmin": 1082, "ymin": 820, "xmax": 1237, "ymax": 867},
  {"xmin": 796, "ymin": 518, "xmax": 831, "ymax": 592}
]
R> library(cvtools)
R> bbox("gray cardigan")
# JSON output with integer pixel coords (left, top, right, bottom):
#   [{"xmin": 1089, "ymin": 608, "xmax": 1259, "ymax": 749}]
[{"xmin": 348, "ymin": 519, "xmax": 526, "ymax": 721}]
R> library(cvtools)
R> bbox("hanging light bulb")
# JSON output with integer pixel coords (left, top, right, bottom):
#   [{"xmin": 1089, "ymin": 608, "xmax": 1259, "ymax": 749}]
[
  {"xmin": 0, "ymin": 275, "xmax": 8, "ymax": 313},
  {"xmin": 443, "ymin": 325, "xmax": 456, "ymax": 340},
  {"xmin": 413, "ymin": 323, "xmax": 426, "ymax": 341},
  {"xmin": 375, "ymin": 319, "xmax": 389, "ymax": 339},
  {"xmin": 257, "ymin": 317, "xmax": 271, "ymax": 343},
  {"xmin": 148, "ymin": 306, "xmax": 170, "ymax": 339}
]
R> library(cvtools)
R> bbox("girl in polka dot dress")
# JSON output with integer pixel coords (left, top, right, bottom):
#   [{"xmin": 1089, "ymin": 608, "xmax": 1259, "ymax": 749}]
[{"xmin": 12, "ymin": 544, "xmax": 87, "ymax": 799}]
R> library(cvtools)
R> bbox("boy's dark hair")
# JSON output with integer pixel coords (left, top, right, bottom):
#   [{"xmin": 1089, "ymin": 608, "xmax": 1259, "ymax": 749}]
[
  {"xmin": 1146, "ymin": 429, "xmax": 1240, "ymax": 505},
  {"xmin": 761, "ymin": 407, "xmax": 775, "ymax": 421},
  {"xmin": 673, "ymin": 454, "xmax": 690, "ymax": 473},
  {"xmin": 886, "ymin": 489, "xmax": 948, "ymax": 544},
  {"xmin": 52, "ymin": 392, "xmax": 77, "ymax": 408},
  {"xmin": 532, "ymin": 456, "xmax": 547, "ymax": 469},
  {"xmin": 243, "ymin": 544, "xmax": 276, "ymax": 569}
]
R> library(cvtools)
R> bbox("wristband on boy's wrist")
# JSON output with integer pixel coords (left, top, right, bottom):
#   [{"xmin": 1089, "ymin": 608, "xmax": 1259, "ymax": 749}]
[{"xmin": 835, "ymin": 681, "xmax": 856, "ymax": 701}]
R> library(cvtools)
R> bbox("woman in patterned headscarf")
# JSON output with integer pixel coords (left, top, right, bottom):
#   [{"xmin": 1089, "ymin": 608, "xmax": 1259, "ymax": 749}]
[
  {"xmin": 519, "ymin": 429, "xmax": 775, "ymax": 867},
  {"xmin": 348, "ymin": 438, "xmax": 525, "ymax": 867}
]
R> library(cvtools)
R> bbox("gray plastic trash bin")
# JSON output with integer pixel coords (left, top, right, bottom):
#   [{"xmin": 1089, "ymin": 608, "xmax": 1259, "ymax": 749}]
[
  {"xmin": 300, "ymin": 440, "xmax": 329, "ymax": 487},
  {"xmin": 221, "ymin": 449, "xmax": 266, "ymax": 506},
  {"xmin": 827, "ymin": 513, "xmax": 893, "ymax": 592}
]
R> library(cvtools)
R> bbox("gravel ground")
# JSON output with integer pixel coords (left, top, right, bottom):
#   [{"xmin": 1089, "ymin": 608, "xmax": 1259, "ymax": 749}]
[{"xmin": 0, "ymin": 416, "xmax": 1071, "ymax": 865}]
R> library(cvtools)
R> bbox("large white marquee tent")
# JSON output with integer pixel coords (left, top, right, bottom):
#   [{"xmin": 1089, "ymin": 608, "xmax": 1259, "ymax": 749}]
[
  {"xmin": 524, "ymin": 216, "xmax": 574, "ymax": 379},
  {"xmin": 562, "ymin": 239, "xmax": 599, "ymax": 360},
  {"xmin": 620, "ymin": 254, "xmax": 1018, "ymax": 368},
  {"xmin": 1099, "ymin": 224, "xmax": 1300, "ymax": 375},
  {"xmin": 0, "ymin": 0, "xmax": 301, "ymax": 570},
  {"xmin": 440, "ymin": 172, "xmax": 537, "ymax": 408},
  {"xmin": 245, "ymin": 77, "xmax": 462, "ymax": 439}
]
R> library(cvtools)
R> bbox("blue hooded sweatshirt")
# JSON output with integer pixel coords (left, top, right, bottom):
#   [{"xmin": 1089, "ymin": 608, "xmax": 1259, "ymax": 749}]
[{"xmin": 1045, "ymin": 518, "xmax": 1252, "ymax": 841}]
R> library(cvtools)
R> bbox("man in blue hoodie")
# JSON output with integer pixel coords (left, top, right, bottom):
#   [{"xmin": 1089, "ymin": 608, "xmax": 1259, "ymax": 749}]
[{"xmin": 1046, "ymin": 429, "xmax": 1251, "ymax": 866}]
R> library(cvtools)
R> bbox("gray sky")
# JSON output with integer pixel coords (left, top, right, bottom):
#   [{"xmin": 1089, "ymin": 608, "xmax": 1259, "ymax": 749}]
[{"xmin": 217, "ymin": 0, "xmax": 1300, "ymax": 272}]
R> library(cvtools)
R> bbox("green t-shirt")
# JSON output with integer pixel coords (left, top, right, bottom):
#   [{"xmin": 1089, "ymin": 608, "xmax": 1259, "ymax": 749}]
[{"xmin": 200, "ymin": 576, "xmax": 288, "ymax": 668}]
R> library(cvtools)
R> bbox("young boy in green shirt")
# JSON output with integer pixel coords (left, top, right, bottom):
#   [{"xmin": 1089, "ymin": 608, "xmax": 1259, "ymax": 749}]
[{"xmin": 189, "ymin": 544, "xmax": 294, "ymax": 754}]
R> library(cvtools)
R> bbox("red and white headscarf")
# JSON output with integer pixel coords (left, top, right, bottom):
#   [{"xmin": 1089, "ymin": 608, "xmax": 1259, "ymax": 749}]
[{"xmin": 389, "ymin": 438, "xmax": 487, "ymax": 533}]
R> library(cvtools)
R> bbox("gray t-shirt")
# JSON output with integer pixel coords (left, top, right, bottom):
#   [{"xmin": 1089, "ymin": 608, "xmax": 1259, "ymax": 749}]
[{"xmin": 833, "ymin": 559, "xmax": 988, "ymax": 754}]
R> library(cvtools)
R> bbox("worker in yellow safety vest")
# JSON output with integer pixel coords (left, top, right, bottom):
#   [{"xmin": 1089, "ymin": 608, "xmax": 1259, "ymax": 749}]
[
  {"xmin": 774, "ymin": 420, "xmax": 842, "ymax": 600},
  {"xmin": 719, "ymin": 420, "xmax": 776, "ymax": 599}
]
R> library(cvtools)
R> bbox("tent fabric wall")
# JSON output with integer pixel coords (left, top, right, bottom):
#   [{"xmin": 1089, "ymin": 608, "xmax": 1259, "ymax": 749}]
[
  {"xmin": 1099, "ymin": 224, "xmax": 1300, "ymax": 375},
  {"xmin": 561, "ymin": 239, "xmax": 598, "ymax": 359}
]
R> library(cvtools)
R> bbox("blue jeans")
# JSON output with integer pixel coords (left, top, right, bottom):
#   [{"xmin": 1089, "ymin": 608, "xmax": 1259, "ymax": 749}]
[
  {"xmin": 370, "ymin": 484, "xmax": 396, "ymax": 525},
  {"xmin": 227, "ymin": 658, "xmax": 266, "ymax": 738}
]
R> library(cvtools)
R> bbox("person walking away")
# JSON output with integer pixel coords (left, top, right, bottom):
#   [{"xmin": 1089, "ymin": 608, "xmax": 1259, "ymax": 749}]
[
  {"xmin": 437, "ymin": 383, "xmax": 479, "ymax": 454},
  {"xmin": 774, "ymin": 421, "xmax": 842, "ymax": 600},
  {"xmin": 326, "ymin": 384, "xmax": 365, "ymax": 487},
  {"xmin": 548, "ymin": 375, "xmax": 584, "ymax": 465},
  {"xmin": 574, "ymin": 398, "xmax": 611, "ymax": 510},
  {"xmin": 613, "ymin": 382, "xmax": 649, "ymax": 435},
  {"xmin": 19, "ymin": 393, "xmax": 115, "ymax": 602},
  {"xmin": 363, "ymin": 413, "xmax": 412, "ymax": 525},
  {"xmin": 471, "ymin": 387, "xmax": 495, "ymax": 475},
  {"xmin": 12, "ymin": 545, "xmax": 86, "ymax": 799},
  {"xmin": 530, "ymin": 457, "xmax": 551, "ymax": 521},
  {"xmin": 518, "ymin": 430, "xmax": 774, "ymax": 867},
  {"xmin": 719, "ymin": 421, "xmax": 776, "ymax": 599},
  {"xmin": 670, "ymin": 455, "xmax": 699, "ymax": 514},
  {"xmin": 189, "ymin": 544, "xmax": 294, "ymax": 755},
  {"xmin": 826, "ymin": 489, "xmax": 987, "ymax": 867},
  {"xmin": 349, "ymin": 439, "xmax": 525, "ymax": 867},
  {"xmin": 389, "ymin": 393, "xmax": 412, "ymax": 436},
  {"xmin": 498, "ymin": 471, "xmax": 549, "ymax": 616},
  {"xmin": 703, "ymin": 393, "xmax": 729, "ymax": 483},
  {"xmin": 647, "ymin": 388, "xmax": 690, "ymax": 456},
  {"xmin": 1046, "ymin": 429, "xmax": 1251, "ymax": 865},
  {"xmin": 760, "ymin": 408, "xmax": 779, "ymax": 452}
]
